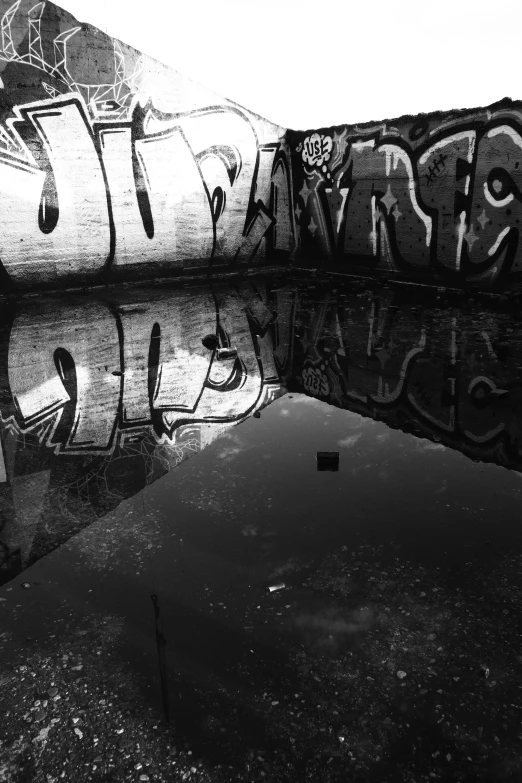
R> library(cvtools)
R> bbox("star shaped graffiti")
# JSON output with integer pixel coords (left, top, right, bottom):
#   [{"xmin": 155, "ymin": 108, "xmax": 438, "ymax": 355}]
[
  {"xmin": 477, "ymin": 209, "xmax": 489, "ymax": 230},
  {"xmin": 392, "ymin": 204, "xmax": 402, "ymax": 222},
  {"xmin": 299, "ymin": 182, "xmax": 311, "ymax": 207},
  {"xmin": 381, "ymin": 185, "xmax": 398, "ymax": 215},
  {"xmin": 464, "ymin": 226, "xmax": 479, "ymax": 251}
]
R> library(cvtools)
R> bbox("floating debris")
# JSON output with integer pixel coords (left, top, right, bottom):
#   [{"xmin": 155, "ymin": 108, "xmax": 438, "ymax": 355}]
[{"xmin": 267, "ymin": 583, "xmax": 286, "ymax": 593}]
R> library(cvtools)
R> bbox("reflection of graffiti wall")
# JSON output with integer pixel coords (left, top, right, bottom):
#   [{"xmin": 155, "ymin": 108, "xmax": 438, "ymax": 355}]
[
  {"xmin": 290, "ymin": 100, "xmax": 522, "ymax": 288},
  {"xmin": 291, "ymin": 284, "xmax": 522, "ymax": 468},
  {"xmin": 5, "ymin": 282, "xmax": 295, "ymax": 452},
  {"xmin": 0, "ymin": 0, "xmax": 295, "ymax": 290},
  {"xmin": 0, "ymin": 277, "xmax": 296, "ymax": 582}
]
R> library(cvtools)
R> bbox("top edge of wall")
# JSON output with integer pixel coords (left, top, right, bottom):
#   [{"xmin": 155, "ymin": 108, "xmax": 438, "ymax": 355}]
[{"xmin": 288, "ymin": 96, "xmax": 522, "ymax": 136}]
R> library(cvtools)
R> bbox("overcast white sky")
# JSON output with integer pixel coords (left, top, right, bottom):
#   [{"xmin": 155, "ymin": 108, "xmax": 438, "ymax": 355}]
[{"xmin": 60, "ymin": 0, "xmax": 521, "ymax": 130}]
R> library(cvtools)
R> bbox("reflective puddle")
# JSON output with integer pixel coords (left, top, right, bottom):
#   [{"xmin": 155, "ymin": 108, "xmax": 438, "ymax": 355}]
[{"xmin": 1, "ymin": 276, "xmax": 521, "ymax": 782}]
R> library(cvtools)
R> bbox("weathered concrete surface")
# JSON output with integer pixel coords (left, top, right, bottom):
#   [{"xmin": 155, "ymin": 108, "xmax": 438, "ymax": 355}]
[
  {"xmin": 289, "ymin": 99, "xmax": 522, "ymax": 289},
  {"xmin": 0, "ymin": 1, "xmax": 295, "ymax": 291}
]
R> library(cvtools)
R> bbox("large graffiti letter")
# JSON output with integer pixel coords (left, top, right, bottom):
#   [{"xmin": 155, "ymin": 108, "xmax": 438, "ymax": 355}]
[
  {"xmin": 119, "ymin": 289, "xmax": 216, "ymax": 427},
  {"xmin": 8, "ymin": 302, "xmax": 121, "ymax": 452},
  {"xmin": 0, "ymin": 97, "xmax": 110, "ymax": 285},
  {"xmin": 146, "ymin": 108, "xmax": 263, "ymax": 262},
  {"xmin": 342, "ymin": 139, "xmax": 431, "ymax": 268},
  {"xmin": 417, "ymin": 131, "xmax": 476, "ymax": 272},
  {"xmin": 99, "ymin": 123, "xmax": 214, "ymax": 270},
  {"xmin": 162, "ymin": 290, "xmax": 264, "ymax": 430},
  {"xmin": 464, "ymin": 123, "xmax": 522, "ymax": 281}
]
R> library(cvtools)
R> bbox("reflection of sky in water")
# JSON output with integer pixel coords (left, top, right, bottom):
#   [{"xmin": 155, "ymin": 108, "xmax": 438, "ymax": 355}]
[{"xmin": 168, "ymin": 392, "xmax": 516, "ymax": 574}]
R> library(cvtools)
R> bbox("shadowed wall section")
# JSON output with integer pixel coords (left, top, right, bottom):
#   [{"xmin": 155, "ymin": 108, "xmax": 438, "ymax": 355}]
[
  {"xmin": 0, "ymin": 0, "xmax": 296, "ymax": 290},
  {"xmin": 289, "ymin": 101, "xmax": 522, "ymax": 289}
]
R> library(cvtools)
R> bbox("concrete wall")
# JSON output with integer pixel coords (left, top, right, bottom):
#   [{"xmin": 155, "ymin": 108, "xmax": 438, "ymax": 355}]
[
  {"xmin": 289, "ymin": 100, "xmax": 522, "ymax": 288},
  {"xmin": 0, "ymin": 0, "xmax": 296, "ymax": 291},
  {"xmin": 1, "ymin": 1, "xmax": 522, "ymax": 292}
]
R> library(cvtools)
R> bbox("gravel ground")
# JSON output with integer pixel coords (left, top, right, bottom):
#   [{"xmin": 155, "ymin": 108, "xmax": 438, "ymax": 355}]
[{"xmin": 1, "ymin": 538, "xmax": 521, "ymax": 782}]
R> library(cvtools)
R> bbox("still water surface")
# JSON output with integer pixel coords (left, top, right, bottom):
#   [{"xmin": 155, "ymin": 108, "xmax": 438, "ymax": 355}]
[{"xmin": 1, "ymin": 275, "xmax": 521, "ymax": 780}]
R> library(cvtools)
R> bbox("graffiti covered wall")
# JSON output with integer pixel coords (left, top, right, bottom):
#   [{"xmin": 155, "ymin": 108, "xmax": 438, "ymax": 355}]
[
  {"xmin": 2, "ymin": 1, "xmax": 522, "ymax": 292},
  {"xmin": 290, "ymin": 100, "xmax": 522, "ymax": 288},
  {"xmin": 0, "ymin": 0, "xmax": 296, "ymax": 290}
]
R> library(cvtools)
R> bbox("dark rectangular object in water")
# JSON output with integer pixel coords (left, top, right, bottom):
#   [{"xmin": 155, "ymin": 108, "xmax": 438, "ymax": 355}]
[{"xmin": 316, "ymin": 452, "xmax": 339, "ymax": 471}]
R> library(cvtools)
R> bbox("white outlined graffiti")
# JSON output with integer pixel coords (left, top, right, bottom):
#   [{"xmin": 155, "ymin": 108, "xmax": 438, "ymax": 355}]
[
  {"xmin": 5, "ymin": 282, "xmax": 294, "ymax": 455},
  {"xmin": 0, "ymin": 1, "xmax": 296, "ymax": 286},
  {"xmin": 293, "ymin": 107, "xmax": 522, "ymax": 286},
  {"xmin": 0, "ymin": 95, "xmax": 295, "ymax": 285},
  {"xmin": 1, "ymin": 0, "xmax": 144, "ymax": 123}
]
